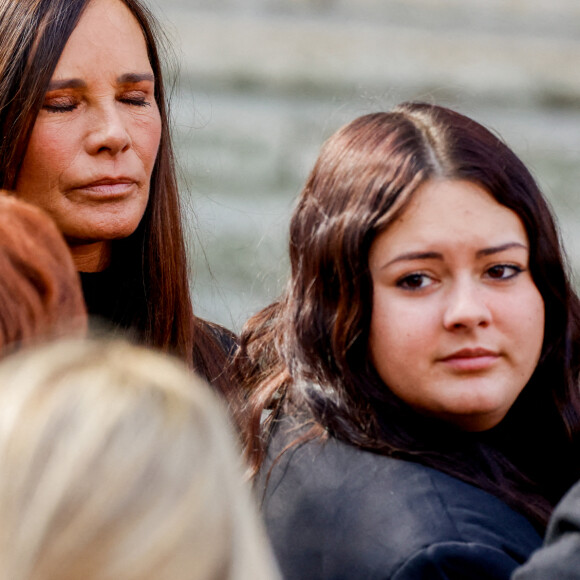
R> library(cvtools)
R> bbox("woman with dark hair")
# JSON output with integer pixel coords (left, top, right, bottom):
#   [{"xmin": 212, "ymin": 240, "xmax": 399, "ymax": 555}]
[
  {"xmin": 0, "ymin": 0, "xmax": 236, "ymax": 399},
  {"xmin": 0, "ymin": 195, "xmax": 87, "ymax": 353},
  {"xmin": 237, "ymin": 103, "xmax": 580, "ymax": 579}
]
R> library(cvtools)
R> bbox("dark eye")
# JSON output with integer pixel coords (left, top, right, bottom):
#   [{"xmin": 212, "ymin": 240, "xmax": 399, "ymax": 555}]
[
  {"xmin": 486, "ymin": 264, "xmax": 523, "ymax": 280},
  {"xmin": 397, "ymin": 273, "xmax": 432, "ymax": 290}
]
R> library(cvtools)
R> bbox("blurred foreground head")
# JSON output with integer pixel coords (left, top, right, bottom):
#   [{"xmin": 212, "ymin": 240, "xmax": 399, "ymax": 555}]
[
  {"xmin": 0, "ymin": 339, "xmax": 280, "ymax": 580},
  {"xmin": 0, "ymin": 195, "xmax": 87, "ymax": 353}
]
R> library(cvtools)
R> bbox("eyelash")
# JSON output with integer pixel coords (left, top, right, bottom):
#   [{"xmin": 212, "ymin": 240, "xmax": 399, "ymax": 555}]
[
  {"xmin": 120, "ymin": 94, "xmax": 151, "ymax": 107},
  {"xmin": 44, "ymin": 104, "xmax": 75, "ymax": 113},
  {"xmin": 43, "ymin": 97, "xmax": 77, "ymax": 113},
  {"xmin": 396, "ymin": 264, "xmax": 525, "ymax": 291},
  {"xmin": 43, "ymin": 95, "xmax": 152, "ymax": 113}
]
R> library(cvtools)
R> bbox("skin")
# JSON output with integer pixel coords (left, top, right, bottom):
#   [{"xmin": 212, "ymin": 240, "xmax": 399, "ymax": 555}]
[
  {"xmin": 15, "ymin": 0, "xmax": 162, "ymax": 272},
  {"xmin": 368, "ymin": 179, "xmax": 545, "ymax": 431}
]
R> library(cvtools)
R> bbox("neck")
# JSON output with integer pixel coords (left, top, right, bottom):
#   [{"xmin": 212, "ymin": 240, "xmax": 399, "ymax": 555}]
[{"xmin": 69, "ymin": 241, "xmax": 112, "ymax": 272}]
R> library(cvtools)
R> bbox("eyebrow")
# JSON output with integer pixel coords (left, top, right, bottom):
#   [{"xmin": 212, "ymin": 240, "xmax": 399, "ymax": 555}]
[
  {"xmin": 383, "ymin": 242, "xmax": 528, "ymax": 269},
  {"xmin": 47, "ymin": 73, "xmax": 154, "ymax": 91},
  {"xmin": 47, "ymin": 78, "xmax": 86, "ymax": 91},
  {"xmin": 118, "ymin": 72, "xmax": 155, "ymax": 84},
  {"xmin": 476, "ymin": 242, "xmax": 528, "ymax": 258}
]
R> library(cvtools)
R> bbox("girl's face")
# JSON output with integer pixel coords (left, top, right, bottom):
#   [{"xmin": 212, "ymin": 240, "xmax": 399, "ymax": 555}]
[
  {"xmin": 14, "ymin": 0, "xmax": 162, "ymax": 271},
  {"xmin": 368, "ymin": 179, "xmax": 545, "ymax": 431}
]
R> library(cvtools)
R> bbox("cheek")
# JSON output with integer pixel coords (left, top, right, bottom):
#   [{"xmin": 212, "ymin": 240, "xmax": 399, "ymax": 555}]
[
  {"xmin": 496, "ymin": 284, "xmax": 544, "ymax": 338},
  {"xmin": 134, "ymin": 114, "xmax": 162, "ymax": 172},
  {"xmin": 369, "ymin": 294, "xmax": 435, "ymax": 378},
  {"xmin": 517, "ymin": 289, "xmax": 545, "ymax": 362},
  {"xmin": 19, "ymin": 124, "xmax": 71, "ymax": 189}
]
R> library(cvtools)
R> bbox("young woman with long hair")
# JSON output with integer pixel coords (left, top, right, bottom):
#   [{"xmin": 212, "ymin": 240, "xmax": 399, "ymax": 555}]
[{"xmin": 237, "ymin": 103, "xmax": 580, "ymax": 579}]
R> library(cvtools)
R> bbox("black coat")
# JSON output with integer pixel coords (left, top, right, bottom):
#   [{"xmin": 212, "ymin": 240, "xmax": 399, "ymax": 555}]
[{"xmin": 258, "ymin": 415, "xmax": 542, "ymax": 580}]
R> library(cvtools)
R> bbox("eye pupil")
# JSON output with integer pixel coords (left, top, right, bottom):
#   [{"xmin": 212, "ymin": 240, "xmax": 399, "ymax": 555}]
[{"xmin": 406, "ymin": 274, "xmax": 424, "ymax": 287}]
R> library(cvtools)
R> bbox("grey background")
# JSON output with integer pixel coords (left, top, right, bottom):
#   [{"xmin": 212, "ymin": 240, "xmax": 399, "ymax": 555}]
[{"xmin": 149, "ymin": 0, "xmax": 580, "ymax": 332}]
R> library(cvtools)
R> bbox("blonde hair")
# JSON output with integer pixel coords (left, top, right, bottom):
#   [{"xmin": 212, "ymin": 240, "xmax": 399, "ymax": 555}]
[{"xmin": 0, "ymin": 339, "xmax": 280, "ymax": 580}]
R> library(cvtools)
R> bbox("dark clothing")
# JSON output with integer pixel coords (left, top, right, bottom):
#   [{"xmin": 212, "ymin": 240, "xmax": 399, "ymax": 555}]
[
  {"xmin": 80, "ymin": 269, "xmax": 238, "ymax": 372},
  {"xmin": 512, "ymin": 479, "xmax": 580, "ymax": 580},
  {"xmin": 80, "ymin": 269, "xmax": 138, "ymax": 335},
  {"xmin": 80, "ymin": 268, "xmax": 240, "ymax": 410},
  {"xmin": 259, "ymin": 415, "xmax": 542, "ymax": 580}
]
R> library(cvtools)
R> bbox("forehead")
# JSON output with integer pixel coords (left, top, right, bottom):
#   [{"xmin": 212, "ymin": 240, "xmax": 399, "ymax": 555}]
[
  {"xmin": 54, "ymin": 0, "xmax": 151, "ymax": 76},
  {"xmin": 370, "ymin": 179, "xmax": 528, "ymax": 261}
]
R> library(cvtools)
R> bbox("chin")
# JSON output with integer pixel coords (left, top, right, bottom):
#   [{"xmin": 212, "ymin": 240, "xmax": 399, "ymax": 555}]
[
  {"xmin": 440, "ymin": 406, "xmax": 508, "ymax": 432},
  {"xmin": 67, "ymin": 216, "xmax": 145, "ymax": 242},
  {"xmin": 108, "ymin": 224, "xmax": 142, "ymax": 240}
]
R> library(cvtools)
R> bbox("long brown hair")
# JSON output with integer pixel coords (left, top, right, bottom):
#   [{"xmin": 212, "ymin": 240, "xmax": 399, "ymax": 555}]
[
  {"xmin": 0, "ymin": 0, "xmax": 236, "ymax": 398},
  {"xmin": 238, "ymin": 103, "xmax": 580, "ymax": 529}
]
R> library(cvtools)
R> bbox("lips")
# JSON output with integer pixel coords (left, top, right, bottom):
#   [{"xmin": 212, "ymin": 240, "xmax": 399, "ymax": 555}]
[
  {"xmin": 72, "ymin": 177, "xmax": 138, "ymax": 197},
  {"xmin": 439, "ymin": 348, "xmax": 500, "ymax": 371},
  {"xmin": 441, "ymin": 348, "xmax": 497, "ymax": 360}
]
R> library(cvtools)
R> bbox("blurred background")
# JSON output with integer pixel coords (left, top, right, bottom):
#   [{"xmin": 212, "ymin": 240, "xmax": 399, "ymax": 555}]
[{"xmin": 149, "ymin": 0, "xmax": 580, "ymax": 332}]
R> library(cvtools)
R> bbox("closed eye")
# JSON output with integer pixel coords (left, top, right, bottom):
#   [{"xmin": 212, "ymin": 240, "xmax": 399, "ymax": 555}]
[
  {"xmin": 43, "ymin": 95, "xmax": 78, "ymax": 113},
  {"xmin": 119, "ymin": 90, "xmax": 152, "ymax": 107},
  {"xmin": 120, "ymin": 98, "xmax": 151, "ymax": 107}
]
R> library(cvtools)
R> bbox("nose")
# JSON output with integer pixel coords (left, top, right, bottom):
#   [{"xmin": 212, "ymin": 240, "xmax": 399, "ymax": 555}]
[
  {"xmin": 443, "ymin": 278, "xmax": 492, "ymax": 331},
  {"xmin": 85, "ymin": 104, "xmax": 131, "ymax": 156}
]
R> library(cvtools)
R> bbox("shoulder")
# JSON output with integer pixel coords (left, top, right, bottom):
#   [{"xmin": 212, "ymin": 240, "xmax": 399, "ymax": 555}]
[
  {"xmin": 196, "ymin": 318, "xmax": 239, "ymax": 357},
  {"xmin": 191, "ymin": 318, "xmax": 241, "ymax": 404},
  {"xmin": 512, "ymin": 479, "xmax": 580, "ymax": 579},
  {"xmin": 259, "ymin": 416, "xmax": 542, "ymax": 580}
]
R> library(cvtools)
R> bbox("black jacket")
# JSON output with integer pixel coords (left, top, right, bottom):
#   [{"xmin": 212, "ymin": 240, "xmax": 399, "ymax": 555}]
[{"xmin": 259, "ymin": 415, "xmax": 542, "ymax": 580}]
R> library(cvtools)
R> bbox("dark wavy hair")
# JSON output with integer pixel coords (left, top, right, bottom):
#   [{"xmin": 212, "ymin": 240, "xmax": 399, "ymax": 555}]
[
  {"xmin": 0, "ymin": 0, "xmax": 236, "ymax": 398},
  {"xmin": 238, "ymin": 103, "xmax": 580, "ymax": 529}
]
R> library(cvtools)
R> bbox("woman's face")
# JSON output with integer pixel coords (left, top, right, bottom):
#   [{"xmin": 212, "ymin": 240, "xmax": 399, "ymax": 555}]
[
  {"xmin": 368, "ymin": 179, "xmax": 545, "ymax": 431},
  {"xmin": 15, "ymin": 0, "xmax": 162, "ymax": 271}
]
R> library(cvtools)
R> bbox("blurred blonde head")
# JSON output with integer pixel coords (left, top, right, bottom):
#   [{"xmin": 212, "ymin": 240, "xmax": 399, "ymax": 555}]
[
  {"xmin": 0, "ymin": 339, "xmax": 279, "ymax": 580},
  {"xmin": 0, "ymin": 194, "xmax": 86, "ymax": 353}
]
